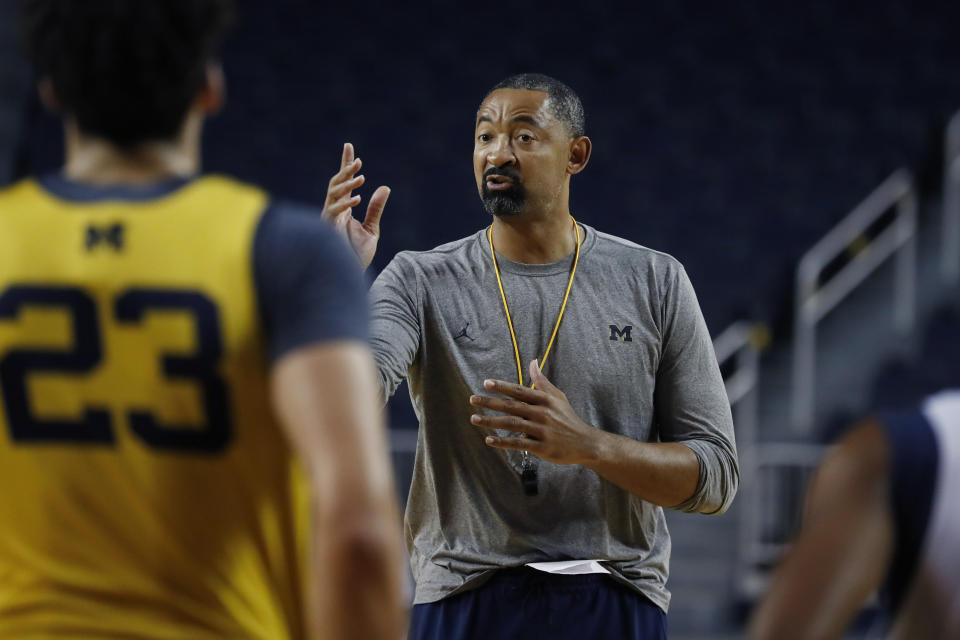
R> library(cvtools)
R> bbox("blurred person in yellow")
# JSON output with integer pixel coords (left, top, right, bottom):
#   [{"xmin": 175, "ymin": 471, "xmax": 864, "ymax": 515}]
[
  {"xmin": 749, "ymin": 391, "xmax": 960, "ymax": 639},
  {"xmin": 0, "ymin": 1, "xmax": 405, "ymax": 638}
]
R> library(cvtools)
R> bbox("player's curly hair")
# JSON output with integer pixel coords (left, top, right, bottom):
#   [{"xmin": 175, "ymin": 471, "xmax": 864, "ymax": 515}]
[
  {"xmin": 483, "ymin": 73, "xmax": 586, "ymax": 139},
  {"xmin": 20, "ymin": 0, "xmax": 235, "ymax": 148}
]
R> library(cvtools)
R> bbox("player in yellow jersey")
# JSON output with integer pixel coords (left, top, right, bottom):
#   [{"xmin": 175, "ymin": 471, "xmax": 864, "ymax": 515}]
[{"xmin": 0, "ymin": 1, "xmax": 405, "ymax": 638}]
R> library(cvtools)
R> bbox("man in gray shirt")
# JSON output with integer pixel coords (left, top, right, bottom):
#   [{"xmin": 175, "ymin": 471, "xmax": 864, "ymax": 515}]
[{"xmin": 322, "ymin": 73, "xmax": 738, "ymax": 640}]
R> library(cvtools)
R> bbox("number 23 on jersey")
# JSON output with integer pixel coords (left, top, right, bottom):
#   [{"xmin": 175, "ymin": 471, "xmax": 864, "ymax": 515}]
[{"xmin": 0, "ymin": 284, "xmax": 231, "ymax": 453}]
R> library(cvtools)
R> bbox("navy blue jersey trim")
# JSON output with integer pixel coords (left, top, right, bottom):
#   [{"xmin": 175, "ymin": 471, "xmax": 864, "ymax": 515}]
[
  {"xmin": 879, "ymin": 408, "xmax": 940, "ymax": 618},
  {"xmin": 252, "ymin": 201, "xmax": 369, "ymax": 363},
  {"xmin": 38, "ymin": 173, "xmax": 195, "ymax": 203}
]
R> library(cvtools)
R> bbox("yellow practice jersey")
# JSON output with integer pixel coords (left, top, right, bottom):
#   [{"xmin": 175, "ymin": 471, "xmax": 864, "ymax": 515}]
[{"xmin": 0, "ymin": 175, "xmax": 311, "ymax": 639}]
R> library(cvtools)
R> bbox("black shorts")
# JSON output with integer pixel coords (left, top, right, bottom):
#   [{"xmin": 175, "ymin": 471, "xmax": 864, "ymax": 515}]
[{"xmin": 408, "ymin": 567, "xmax": 668, "ymax": 640}]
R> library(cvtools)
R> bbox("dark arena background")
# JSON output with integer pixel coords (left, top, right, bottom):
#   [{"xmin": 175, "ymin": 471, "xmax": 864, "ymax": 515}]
[{"xmin": 3, "ymin": 1, "xmax": 959, "ymax": 637}]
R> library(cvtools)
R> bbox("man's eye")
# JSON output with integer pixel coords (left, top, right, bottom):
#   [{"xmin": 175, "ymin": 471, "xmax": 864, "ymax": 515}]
[
  {"xmin": 518, "ymin": 134, "xmax": 534, "ymax": 143},
  {"xmin": 477, "ymin": 133, "xmax": 492, "ymax": 142}
]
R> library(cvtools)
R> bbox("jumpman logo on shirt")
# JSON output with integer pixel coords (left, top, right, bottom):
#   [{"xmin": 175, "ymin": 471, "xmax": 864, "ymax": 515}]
[{"xmin": 453, "ymin": 322, "xmax": 475, "ymax": 342}]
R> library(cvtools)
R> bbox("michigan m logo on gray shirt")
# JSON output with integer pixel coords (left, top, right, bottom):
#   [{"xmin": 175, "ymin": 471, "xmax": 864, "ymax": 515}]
[
  {"xmin": 369, "ymin": 223, "xmax": 739, "ymax": 610},
  {"xmin": 609, "ymin": 324, "xmax": 633, "ymax": 342}
]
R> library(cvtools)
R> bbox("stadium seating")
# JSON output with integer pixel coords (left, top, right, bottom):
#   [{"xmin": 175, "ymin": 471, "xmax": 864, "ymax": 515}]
[
  {"xmin": 205, "ymin": 1, "xmax": 956, "ymax": 333},
  {"xmin": 14, "ymin": 1, "xmax": 959, "ymax": 427}
]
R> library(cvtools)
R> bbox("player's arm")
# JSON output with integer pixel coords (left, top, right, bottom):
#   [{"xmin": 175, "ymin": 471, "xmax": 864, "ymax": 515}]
[
  {"xmin": 271, "ymin": 343, "xmax": 405, "ymax": 640},
  {"xmin": 255, "ymin": 205, "xmax": 405, "ymax": 640},
  {"xmin": 747, "ymin": 421, "xmax": 893, "ymax": 640}
]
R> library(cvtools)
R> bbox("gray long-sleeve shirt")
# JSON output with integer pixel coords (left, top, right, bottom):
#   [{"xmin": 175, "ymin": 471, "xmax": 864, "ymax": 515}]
[{"xmin": 370, "ymin": 223, "xmax": 738, "ymax": 611}]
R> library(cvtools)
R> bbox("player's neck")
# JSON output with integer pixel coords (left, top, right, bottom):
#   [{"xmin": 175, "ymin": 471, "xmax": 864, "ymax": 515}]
[
  {"xmin": 490, "ymin": 210, "xmax": 577, "ymax": 264},
  {"xmin": 63, "ymin": 117, "xmax": 200, "ymax": 185}
]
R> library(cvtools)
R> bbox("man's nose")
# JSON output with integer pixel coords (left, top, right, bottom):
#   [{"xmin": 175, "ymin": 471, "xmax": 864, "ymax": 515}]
[{"xmin": 486, "ymin": 135, "xmax": 516, "ymax": 169}]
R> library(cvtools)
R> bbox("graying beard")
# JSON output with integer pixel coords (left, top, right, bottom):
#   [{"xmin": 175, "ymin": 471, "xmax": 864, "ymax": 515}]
[{"xmin": 483, "ymin": 194, "xmax": 524, "ymax": 217}]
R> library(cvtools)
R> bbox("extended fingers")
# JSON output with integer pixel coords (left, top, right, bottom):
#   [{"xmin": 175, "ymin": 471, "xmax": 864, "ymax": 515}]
[
  {"xmin": 328, "ymin": 173, "xmax": 365, "ymax": 197},
  {"xmin": 469, "ymin": 394, "xmax": 539, "ymax": 418},
  {"xmin": 325, "ymin": 194, "xmax": 362, "ymax": 217},
  {"xmin": 470, "ymin": 413, "xmax": 539, "ymax": 435},
  {"xmin": 323, "ymin": 174, "xmax": 364, "ymax": 218},
  {"xmin": 329, "ymin": 158, "xmax": 363, "ymax": 191},
  {"xmin": 340, "ymin": 142, "xmax": 355, "ymax": 168},
  {"xmin": 482, "ymin": 378, "xmax": 547, "ymax": 403},
  {"xmin": 362, "ymin": 185, "xmax": 390, "ymax": 233},
  {"xmin": 482, "ymin": 434, "xmax": 543, "ymax": 453},
  {"xmin": 528, "ymin": 359, "xmax": 558, "ymax": 393}
]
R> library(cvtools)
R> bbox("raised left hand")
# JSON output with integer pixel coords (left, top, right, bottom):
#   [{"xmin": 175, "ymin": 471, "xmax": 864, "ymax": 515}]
[
  {"xmin": 320, "ymin": 142, "xmax": 391, "ymax": 269},
  {"xmin": 469, "ymin": 359, "xmax": 602, "ymax": 466}
]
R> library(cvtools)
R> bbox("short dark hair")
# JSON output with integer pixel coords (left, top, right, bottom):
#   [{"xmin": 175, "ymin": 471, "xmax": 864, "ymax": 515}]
[
  {"xmin": 483, "ymin": 73, "xmax": 585, "ymax": 138},
  {"xmin": 21, "ymin": 0, "xmax": 235, "ymax": 148}
]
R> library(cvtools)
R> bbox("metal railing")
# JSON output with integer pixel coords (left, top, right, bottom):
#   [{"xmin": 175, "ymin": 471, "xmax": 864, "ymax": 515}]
[
  {"xmin": 792, "ymin": 170, "xmax": 918, "ymax": 432},
  {"xmin": 943, "ymin": 110, "xmax": 960, "ymax": 285},
  {"xmin": 713, "ymin": 320, "xmax": 770, "ymax": 601},
  {"xmin": 738, "ymin": 442, "xmax": 826, "ymax": 598},
  {"xmin": 714, "ymin": 321, "xmax": 763, "ymax": 448}
]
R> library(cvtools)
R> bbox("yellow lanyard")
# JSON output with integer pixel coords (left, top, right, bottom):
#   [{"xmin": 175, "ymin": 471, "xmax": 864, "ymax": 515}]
[{"xmin": 487, "ymin": 217, "xmax": 581, "ymax": 389}]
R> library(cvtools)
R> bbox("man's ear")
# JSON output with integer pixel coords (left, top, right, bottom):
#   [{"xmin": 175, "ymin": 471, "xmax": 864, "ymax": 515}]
[
  {"xmin": 567, "ymin": 136, "xmax": 592, "ymax": 175},
  {"xmin": 197, "ymin": 63, "xmax": 225, "ymax": 115},
  {"xmin": 38, "ymin": 77, "xmax": 60, "ymax": 113}
]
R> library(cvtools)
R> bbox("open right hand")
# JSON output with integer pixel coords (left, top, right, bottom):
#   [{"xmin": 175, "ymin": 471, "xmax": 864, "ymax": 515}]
[{"xmin": 321, "ymin": 143, "xmax": 390, "ymax": 269}]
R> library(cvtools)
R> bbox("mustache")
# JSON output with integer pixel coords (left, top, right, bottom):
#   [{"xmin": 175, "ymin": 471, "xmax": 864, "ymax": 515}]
[
  {"xmin": 483, "ymin": 166, "xmax": 522, "ymax": 183},
  {"xmin": 480, "ymin": 165, "xmax": 525, "ymax": 218}
]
